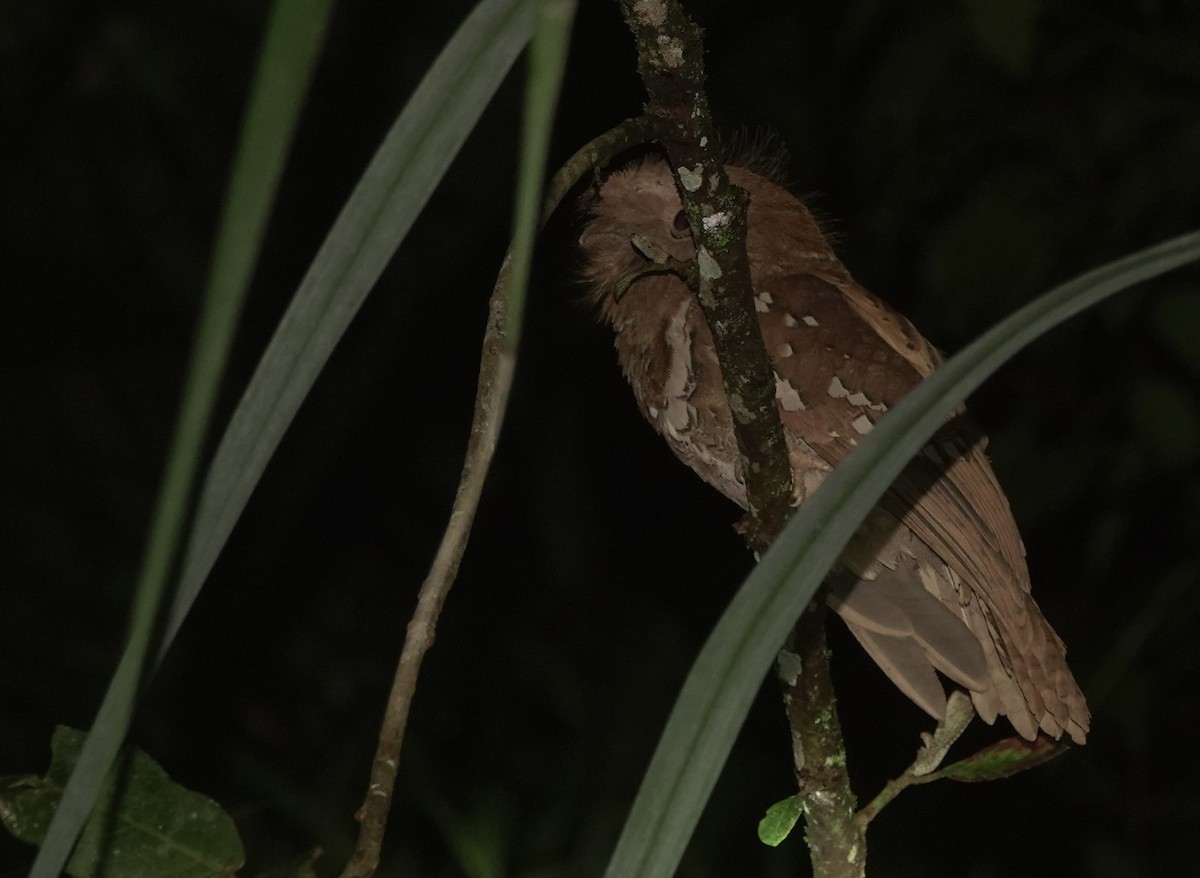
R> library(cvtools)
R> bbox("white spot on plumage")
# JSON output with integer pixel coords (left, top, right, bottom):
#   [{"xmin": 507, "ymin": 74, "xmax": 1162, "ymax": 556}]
[
  {"xmin": 828, "ymin": 376, "xmax": 849, "ymax": 398},
  {"xmin": 803, "ymin": 315, "xmax": 819, "ymax": 327},
  {"xmin": 852, "ymin": 414, "xmax": 874, "ymax": 435},
  {"xmin": 843, "ymin": 390, "xmax": 888, "ymax": 412},
  {"xmin": 775, "ymin": 376, "xmax": 805, "ymax": 411},
  {"xmin": 783, "ymin": 313, "xmax": 798, "ymax": 327},
  {"xmin": 776, "ymin": 342, "xmax": 793, "ymax": 358},
  {"xmin": 662, "ymin": 299, "xmax": 695, "ymax": 434}
]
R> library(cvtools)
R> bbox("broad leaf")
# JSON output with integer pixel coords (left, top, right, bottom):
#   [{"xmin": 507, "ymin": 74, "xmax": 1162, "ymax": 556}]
[
  {"xmin": 934, "ymin": 736, "xmax": 1066, "ymax": 783},
  {"xmin": 3, "ymin": 728, "xmax": 243, "ymax": 878}
]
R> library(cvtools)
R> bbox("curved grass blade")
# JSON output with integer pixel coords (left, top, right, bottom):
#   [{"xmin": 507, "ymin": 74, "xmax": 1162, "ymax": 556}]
[
  {"xmin": 29, "ymin": 2, "xmax": 334, "ymax": 875},
  {"xmin": 166, "ymin": 0, "xmax": 537, "ymax": 650},
  {"xmin": 505, "ymin": 0, "xmax": 576, "ymax": 350},
  {"xmin": 604, "ymin": 230, "xmax": 1200, "ymax": 878}
]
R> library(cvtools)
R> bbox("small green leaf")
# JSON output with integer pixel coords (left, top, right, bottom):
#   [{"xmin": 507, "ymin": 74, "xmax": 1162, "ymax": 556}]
[
  {"xmin": 757, "ymin": 794, "xmax": 804, "ymax": 847},
  {"xmin": 934, "ymin": 735, "xmax": 1066, "ymax": 783},
  {"xmin": 1, "ymin": 727, "xmax": 244, "ymax": 878}
]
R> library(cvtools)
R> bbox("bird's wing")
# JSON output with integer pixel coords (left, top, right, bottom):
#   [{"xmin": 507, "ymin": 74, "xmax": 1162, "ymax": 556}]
[{"xmin": 758, "ymin": 272, "xmax": 1088, "ymax": 742}]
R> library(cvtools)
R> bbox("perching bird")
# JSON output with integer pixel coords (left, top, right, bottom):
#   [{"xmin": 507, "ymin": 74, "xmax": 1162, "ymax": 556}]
[{"xmin": 579, "ymin": 155, "xmax": 1089, "ymax": 744}]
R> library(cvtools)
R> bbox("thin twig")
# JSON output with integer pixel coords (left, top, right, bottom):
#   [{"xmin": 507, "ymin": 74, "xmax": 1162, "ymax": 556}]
[
  {"xmin": 855, "ymin": 691, "xmax": 976, "ymax": 829},
  {"xmin": 339, "ymin": 262, "xmax": 517, "ymax": 878},
  {"xmin": 338, "ymin": 119, "xmax": 652, "ymax": 878}
]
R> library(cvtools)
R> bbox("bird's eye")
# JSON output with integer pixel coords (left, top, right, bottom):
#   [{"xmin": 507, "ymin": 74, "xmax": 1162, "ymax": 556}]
[{"xmin": 671, "ymin": 210, "xmax": 691, "ymax": 236}]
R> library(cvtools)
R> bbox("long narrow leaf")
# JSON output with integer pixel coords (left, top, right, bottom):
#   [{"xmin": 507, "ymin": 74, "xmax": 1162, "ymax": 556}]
[
  {"xmin": 166, "ymin": 0, "xmax": 537, "ymax": 649},
  {"xmin": 29, "ymin": 2, "xmax": 334, "ymax": 875},
  {"xmin": 505, "ymin": 0, "xmax": 576, "ymax": 349},
  {"xmin": 604, "ymin": 231, "xmax": 1200, "ymax": 878}
]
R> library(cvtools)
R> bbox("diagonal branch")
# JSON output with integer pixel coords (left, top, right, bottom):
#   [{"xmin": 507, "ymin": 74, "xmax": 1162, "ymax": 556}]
[{"xmin": 338, "ymin": 118, "xmax": 651, "ymax": 878}]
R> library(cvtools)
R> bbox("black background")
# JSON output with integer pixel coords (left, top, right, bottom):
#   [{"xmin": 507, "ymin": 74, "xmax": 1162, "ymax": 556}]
[{"xmin": 3, "ymin": 1, "xmax": 1200, "ymax": 875}]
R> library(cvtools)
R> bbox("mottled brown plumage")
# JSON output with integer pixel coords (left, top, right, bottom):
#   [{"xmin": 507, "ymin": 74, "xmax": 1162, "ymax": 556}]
[{"xmin": 580, "ymin": 157, "xmax": 1089, "ymax": 744}]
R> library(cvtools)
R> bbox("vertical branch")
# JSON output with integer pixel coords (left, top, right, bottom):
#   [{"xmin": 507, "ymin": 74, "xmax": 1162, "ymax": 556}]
[
  {"xmin": 618, "ymin": 0, "xmax": 792, "ymax": 544},
  {"xmin": 617, "ymin": 2, "xmax": 865, "ymax": 873},
  {"xmin": 780, "ymin": 606, "xmax": 864, "ymax": 877}
]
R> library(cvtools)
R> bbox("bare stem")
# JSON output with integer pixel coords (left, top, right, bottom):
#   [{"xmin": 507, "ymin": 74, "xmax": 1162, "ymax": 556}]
[
  {"xmin": 338, "ymin": 265, "xmax": 517, "ymax": 878},
  {"xmin": 855, "ymin": 691, "xmax": 976, "ymax": 829},
  {"xmin": 337, "ymin": 119, "xmax": 653, "ymax": 878}
]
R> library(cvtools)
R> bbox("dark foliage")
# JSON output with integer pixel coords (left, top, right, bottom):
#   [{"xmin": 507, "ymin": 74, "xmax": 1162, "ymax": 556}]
[{"xmin": 2, "ymin": 1, "xmax": 1198, "ymax": 875}]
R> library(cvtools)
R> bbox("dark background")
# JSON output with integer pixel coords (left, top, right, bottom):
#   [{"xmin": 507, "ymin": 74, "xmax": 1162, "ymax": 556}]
[{"xmin": 3, "ymin": 0, "xmax": 1200, "ymax": 875}]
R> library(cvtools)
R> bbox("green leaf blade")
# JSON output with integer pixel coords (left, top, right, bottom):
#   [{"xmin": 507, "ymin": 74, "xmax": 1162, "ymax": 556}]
[
  {"xmin": 503, "ymin": 0, "xmax": 576, "ymax": 347},
  {"xmin": 27, "ymin": 1, "xmax": 335, "ymax": 875},
  {"xmin": 31, "ymin": 2, "xmax": 539, "ymax": 876},
  {"xmin": 604, "ymin": 230, "xmax": 1200, "ymax": 878},
  {"xmin": 166, "ymin": 0, "xmax": 538, "ymax": 647}
]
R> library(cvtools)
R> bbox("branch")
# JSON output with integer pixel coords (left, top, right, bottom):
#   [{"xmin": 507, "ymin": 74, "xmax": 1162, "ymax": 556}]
[
  {"xmin": 777, "ymin": 606, "xmax": 864, "ymax": 877},
  {"xmin": 337, "ymin": 119, "xmax": 652, "ymax": 878},
  {"xmin": 618, "ymin": 0, "xmax": 792, "ymax": 546},
  {"xmin": 618, "ymin": 2, "xmax": 865, "ymax": 874},
  {"xmin": 855, "ymin": 691, "xmax": 976, "ymax": 828}
]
